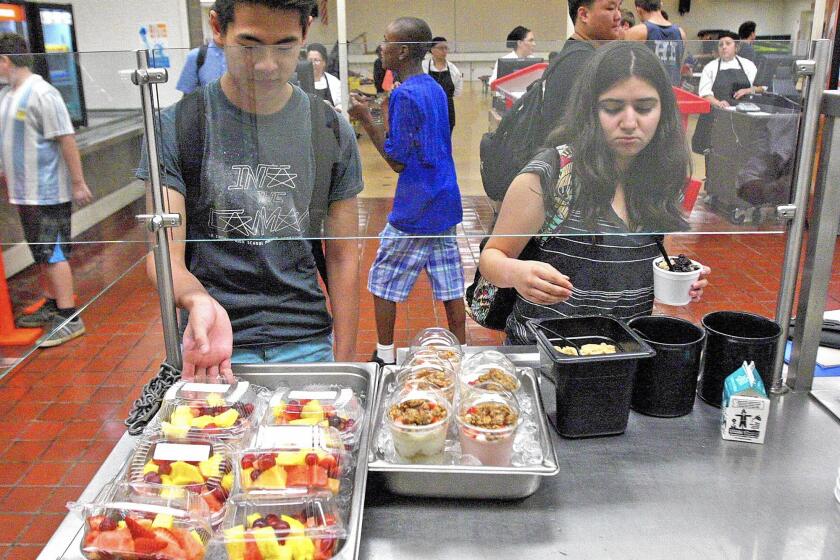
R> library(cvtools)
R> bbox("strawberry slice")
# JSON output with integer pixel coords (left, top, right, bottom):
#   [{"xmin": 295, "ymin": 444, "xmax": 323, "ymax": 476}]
[
  {"xmin": 125, "ymin": 516, "xmax": 156, "ymax": 540},
  {"xmin": 244, "ymin": 533, "xmax": 261, "ymax": 560},
  {"xmin": 134, "ymin": 537, "xmax": 167, "ymax": 554}
]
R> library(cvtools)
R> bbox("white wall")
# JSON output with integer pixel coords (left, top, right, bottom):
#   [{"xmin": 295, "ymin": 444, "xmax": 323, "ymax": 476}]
[
  {"xmin": 661, "ymin": 0, "xmax": 813, "ymax": 39},
  {"xmin": 33, "ymin": 0, "xmax": 193, "ymax": 110}
]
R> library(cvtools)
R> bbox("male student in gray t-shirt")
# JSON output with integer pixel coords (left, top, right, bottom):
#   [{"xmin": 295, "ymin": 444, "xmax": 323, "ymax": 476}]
[{"xmin": 137, "ymin": 0, "xmax": 362, "ymax": 382}]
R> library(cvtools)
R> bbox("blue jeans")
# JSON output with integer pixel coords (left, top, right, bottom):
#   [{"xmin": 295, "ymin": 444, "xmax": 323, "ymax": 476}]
[{"xmin": 231, "ymin": 334, "xmax": 334, "ymax": 364}]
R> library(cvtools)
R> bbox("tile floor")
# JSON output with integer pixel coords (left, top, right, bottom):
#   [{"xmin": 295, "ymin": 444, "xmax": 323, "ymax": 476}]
[{"xmin": 0, "ymin": 193, "xmax": 839, "ymax": 557}]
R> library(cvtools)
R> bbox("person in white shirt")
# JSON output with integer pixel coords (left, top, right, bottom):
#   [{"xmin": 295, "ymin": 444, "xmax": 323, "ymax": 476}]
[
  {"xmin": 698, "ymin": 31, "xmax": 762, "ymax": 108},
  {"xmin": 306, "ymin": 43, "xmax": 342, "ymax": 110},
  {"xmin": 422, "ymin": 36, "xmax": 463, "ymax": 134},
  {"xmin": 490, "ymin": 25, "xmax": 536, "ymax": 83},
  {"xmin": 692, "ymin": 31, "xmax": 764, "ymax": 154},
  {"xmin": 0, "ymin": 32, "xmax": 92, "ymax": 346}
]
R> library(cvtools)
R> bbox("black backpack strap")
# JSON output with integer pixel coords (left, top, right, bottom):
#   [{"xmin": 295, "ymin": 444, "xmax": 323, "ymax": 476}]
[
  {"xmin": 307, "ymin": 93, "xmax": 342, "ymax": 288},
  {"xmin": 196, "ymin": 43, "xmax": 209, "ymax": 81},
  {"xmin": 174, "ymin": 89, "xmax": 206, "ymax": 263}
]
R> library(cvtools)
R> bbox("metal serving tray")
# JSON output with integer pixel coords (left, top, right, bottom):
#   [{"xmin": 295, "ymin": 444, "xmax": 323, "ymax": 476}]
[
  {"xmin": 368, "ymin": 366, "xmax": 559, "ymax": 500},
  {"xmin": 233, "ymin": 362, "xmax": 377, "ymax": 560}
]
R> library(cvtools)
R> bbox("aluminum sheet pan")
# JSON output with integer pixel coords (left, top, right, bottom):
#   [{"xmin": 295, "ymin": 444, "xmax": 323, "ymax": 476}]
[
  {"xmin": 233, "ymin": 362, "xmax": 378, "ymax": 560},
  {"xmin": 368, "ymin": 366, "xmax": 558, "ymax": 499},
  {"xmin": 43, "ymin": 363, "xmax": 376, "ymax": 560}
]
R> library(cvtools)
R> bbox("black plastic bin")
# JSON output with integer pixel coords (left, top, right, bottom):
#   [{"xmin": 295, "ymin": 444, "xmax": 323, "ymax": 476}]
[
  {"xmin": 628, "ymin": 316, "xmax": 706, "ymax": 417},
  {"xmin": 698, "ymin": 311, "xmax": 781, "ymax": 407},
  {"xmin": 528, "ymin": 316, "xmax": 655, "ymax": 438}
]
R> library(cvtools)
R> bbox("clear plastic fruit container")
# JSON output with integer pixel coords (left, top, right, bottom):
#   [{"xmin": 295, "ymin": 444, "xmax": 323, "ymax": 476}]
[
  {"xmin": 408, "ymin": 327, "xmax": 463, "ymax": 370},
  {"xmin": 385, "ymin": 383, "xmax": 451, "ymax": 464},
  {"xmin": 68, "ymin": 482, "xmax": 212, "ymax": 560},
  {"xmin": 456, "ymin": 385, "xmax": 522, "ymax": 467},
  {"xmin": 395, "ymin": 363, "xmax": 456, "ymax": 403},
  {"xmin": 209, "ymin": 492, "xmax": 346, "ymax": 560},
  {"xmin": 125, "ymin": 433, "xmax": 234, "ymax": 524},
  {"xmin": 148, "ymin": 380, "xmax": 268, "ymax": 442},
  {"xmin": 459, "ymin": 350, "xmax": 522, "ymax": 395},
  {"xmin": 266, "ymin": 385, "xmax": 364, "ymax": 450},
  {"xmin": 234, "ymin": 425, "xmax": 350, "ymax": 497}
]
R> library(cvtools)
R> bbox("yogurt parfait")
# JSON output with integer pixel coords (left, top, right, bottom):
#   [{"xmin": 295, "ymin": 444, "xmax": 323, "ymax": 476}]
[
  {"xmin": 386, "ymin": 386, "xmax": 450, "ymax": 464},
  {"xmin": 459, "ymin": 350, "xmax": 520, "ymax": 395},
  {"xmin": 396, "ymin": 363, "xmax": 456, "ymax": 403},
  {"xmin": 457, "ymin": 388, "xmax": 521, "ymax": 467}
]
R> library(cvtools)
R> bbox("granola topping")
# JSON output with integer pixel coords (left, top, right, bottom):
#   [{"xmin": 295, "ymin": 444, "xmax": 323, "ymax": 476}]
[
  {"xmin": 389, "ymin": 399, "xmax": 447, "ymax": 426},
  {"xmin": 461, "ymin": 402, "xmax": 517, "ymax": 429},
  {"xmin": 470, "ymin": 368, "xmax": 518, "ymax": 391},
  {"xmin": 406, "ymin": 368, "xmax": 453, "ymax": 390}
]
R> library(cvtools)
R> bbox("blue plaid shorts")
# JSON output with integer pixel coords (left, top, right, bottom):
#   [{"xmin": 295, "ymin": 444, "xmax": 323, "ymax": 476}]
[{"xmin": 368, "ymin": 223, "xmax": 465, "ymax": 303}]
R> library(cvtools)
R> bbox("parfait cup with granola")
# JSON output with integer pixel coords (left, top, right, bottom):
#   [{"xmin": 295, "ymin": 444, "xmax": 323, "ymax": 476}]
[
  {"xmin": 386, "ymin": 384, "xmax": 451, "ymax": 464},
  {"xmin": 456, "ymin": 385, "xmax": 521, "ymax": 467}
]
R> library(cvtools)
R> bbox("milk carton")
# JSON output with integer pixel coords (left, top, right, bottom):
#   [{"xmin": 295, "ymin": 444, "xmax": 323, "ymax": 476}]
[{"xmin": 721, "ymin": 361, "xmax": 770, "ymax": 444}]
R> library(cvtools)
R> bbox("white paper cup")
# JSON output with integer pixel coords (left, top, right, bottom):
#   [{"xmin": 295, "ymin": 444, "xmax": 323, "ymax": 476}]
[{"xmin": 652, "ymin": 257, "xmax": 702, "ymax": 306}]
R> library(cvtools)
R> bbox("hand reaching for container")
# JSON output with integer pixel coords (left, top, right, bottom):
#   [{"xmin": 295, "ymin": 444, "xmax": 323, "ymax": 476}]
[
  {"xmin": 512, "ymin": 261, "xmax": 574, "ymax": 305},
  {"xmin": 182, "ymin": 294, "xmax": 234, "ymax": 384},
  {"xmin": 689, "ymin": 265, "xmax": 712, "ymax": 302}
]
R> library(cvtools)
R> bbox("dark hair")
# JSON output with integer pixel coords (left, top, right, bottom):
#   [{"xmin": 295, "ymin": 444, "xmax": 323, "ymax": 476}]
[
  {"xmin": 506, "ymin": 26, "xmax": 530, "ymax": 49},
  {"xmin": 660, "ymin": 10, "xmax": 668, "ymax": 20},
  {"xmin": 306, "ymin": 42, "xmax": 328, "ymax": 61},
  {"xmin": 635, "ymin": 0, "xmax": 662, "ymax": 11},
  {"xmin": 213, "ymin": 0, "xmax": 314, "ymax": 34},
  {"xmin": 568, "ymin": 0, "xmax": 595, "ymax": 24},
  {"xmin": 738, "ymin": 21, "xmax": 756, "ymax": 39},
  {"xmin": 719, "ymin": 31, "xmax": 739, "ymax": 42},
  {"xmin": 431, "ymin": 36, "xmax": 447, "ymax": 46},
  {"xmin": 390, "ymin": 17, "xmax": 433, "ymax": 61},
  {"xmin": 621, "ymin": 9, "xmax": 636, "ymax": 27},
  {"xmin": 544, "ymin": 42, "xmax": 690, "ymax": 232},
  {"xmin": 0, "ymin": 32, "xmax": 33, "ymax": 68}
]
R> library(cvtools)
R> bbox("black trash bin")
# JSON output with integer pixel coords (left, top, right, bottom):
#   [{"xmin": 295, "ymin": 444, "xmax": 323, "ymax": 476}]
[
  {"xmin": 528, "ymin": 316, "xmax": 655, "ymax": 438},
  {"xmin": 628, "ymin": 316, "xmax": 706, "ymax": 417},
  {"xmin": 698, "ymin": 311, "xmax": 781, "ymax": 407}
]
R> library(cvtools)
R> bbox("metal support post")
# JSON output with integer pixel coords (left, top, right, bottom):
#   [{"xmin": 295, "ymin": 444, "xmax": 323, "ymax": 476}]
[
  {"xmin": 337, "ymin": 0, "xmax": 349, "ymax": 116},
  {"xmin": 788, "ymin": 90, "xmax": 840, "ymax": 391},
  {"xmin": 133, "ymin": 50, "xmax": 182, "ymax": 370},
  {"xmin": 770, "ymin": 40, "xmax": 833, "ymax": 393}
]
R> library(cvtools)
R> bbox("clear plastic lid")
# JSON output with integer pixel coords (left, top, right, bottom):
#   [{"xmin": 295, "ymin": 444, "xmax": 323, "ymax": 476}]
[
  {"xmin": 234, "ymin": 426, "xmax": 349, "ymax": 496},
  {"xmin": 150, "ymin": 380, "xmax": 268, "ymax": 442},
  {"xmin": 456, "ymin": 385, "xmax": 521, "ymax": 435},
  {"xmin": 385, "ymin": 382, "xmax": 451, "ymax": 434},
  {"xmin": 395, "ymin": 363, "xmax": 457, "ymax": 403},
  {"xmin": 211, "ymin": 492, "xmax": 346, "ymax": 560},
  {"xmin": 459, "ymin": 350, "xmax": 521, "ymax": 394},
  {"xmin": 125, "ymin": 434, "xmax": 233, "ymax": 521},
  {"xmin": 69, "ymin": 482, "xmax": 212, "ymax": 560},
  {"xmin": 407, "ymin": 328, "xmax": 463, "ymax": 367},
  {"xmin": 267, "ymin": 385, "xmax": 364, "ymax": 450},
  {"xmin": 402, "ymin": 347, "xmax": 458, "ymax": 373}
]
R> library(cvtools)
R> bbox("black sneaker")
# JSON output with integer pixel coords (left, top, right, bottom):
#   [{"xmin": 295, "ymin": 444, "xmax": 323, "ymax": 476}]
[
  {"xmin": 16, "ymin": 302, "xmax": 58, "ymax": 328},
  {"xmin": 39, "ymin": 316, "xmax": 86, "ymax": 347},
  {"xmin": 369, "ymin": 351, "xmax": 394, "ymax": 367}
]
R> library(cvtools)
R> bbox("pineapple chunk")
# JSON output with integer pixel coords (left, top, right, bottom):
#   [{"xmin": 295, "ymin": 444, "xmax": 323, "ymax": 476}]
[
  {"xmin": 152, "ymin": 513, "xmax": 174, "ymax": 529},
  {"xmin": 199, "ymin": 453, "xmax": 223, "ymax": 479},
  {"xmin": 214, "ymin": 408, "xmax": 240, "ymax": 428},
  {"xmin": 223, "ymin": 525, "xmax": 246, "ymax": 560},
  {"xmin": 142, "ymin": 461, "xmax": 159, "ymax": 475}
]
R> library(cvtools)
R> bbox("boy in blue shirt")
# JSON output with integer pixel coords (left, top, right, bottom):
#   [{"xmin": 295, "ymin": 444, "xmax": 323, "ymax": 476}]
[{"xmin": 349, "ymin": 17, "xmax": 465, "ymax": 364}]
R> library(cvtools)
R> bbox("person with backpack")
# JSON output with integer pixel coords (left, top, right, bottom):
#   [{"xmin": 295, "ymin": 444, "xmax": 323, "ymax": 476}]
[
  {"xmin": 480, "ymin": 1, "xmax": 622, "ymax": 205},
  {"xmin": 348, "ymin": 17, "xmax": 465, "ymax": 365},
  {"xmin": 625, "ymin": 0, "xmax": 687, "ymax": 86},
  {"xmin": 477, "ymin": 43, "xmax": 711, "ymax": 344},
  {"xmin": 176, "ymin": 3, "xmax": 228, "ymax": 95},
  {"xmin": 137, "ymin": 0, "xmax": 363, "ymax": 382}
]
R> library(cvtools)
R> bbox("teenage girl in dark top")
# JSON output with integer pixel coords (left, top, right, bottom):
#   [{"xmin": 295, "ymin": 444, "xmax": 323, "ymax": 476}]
[{"xmin": 479, "ymin": 42, "xmax": 711, "ymax": 344}]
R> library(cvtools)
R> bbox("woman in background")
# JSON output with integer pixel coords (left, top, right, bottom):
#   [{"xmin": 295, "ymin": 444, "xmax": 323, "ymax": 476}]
[
  {"xmin": 306, "ymin": 43, "xmax": 342, "ymax": 110},
  {"xmin": 489, "ymin": 25, "xmax": 536, "ymax": 83},
  {"xmin": 423, "ymin": 36, "xmax": 463, "ymax": 134},
  {"xmin": 479, "ymin": 43, "xmax": 710, "ymax": 344}
]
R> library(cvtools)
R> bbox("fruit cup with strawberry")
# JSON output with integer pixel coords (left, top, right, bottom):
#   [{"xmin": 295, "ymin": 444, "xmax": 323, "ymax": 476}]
[
  {"xmin": 70, "ymin": 482, "xmax": 211, "ymax": 560},
  {"xmin": 153, "ymin": 380, "xmax": 266, "ymax": 443},
  {"xmin": 268, "ymin": 386, "xmax": 364, "ymax": 450},
  {"xmin": 213, "ymin": 492, "xmax": 345, "ymax": 560},
  {"xmin": 128, "ymin": 435, "xmax": 234, "ymax": 524},
  {"xmin": 235, "ymin": 426, "xmax": 348, "ymax": 496}
]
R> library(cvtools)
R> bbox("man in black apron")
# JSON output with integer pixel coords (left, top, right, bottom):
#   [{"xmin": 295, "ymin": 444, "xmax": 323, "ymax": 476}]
[{"xmin": 692, "ymin": 32, "xmax": 759, "ymax": 154}]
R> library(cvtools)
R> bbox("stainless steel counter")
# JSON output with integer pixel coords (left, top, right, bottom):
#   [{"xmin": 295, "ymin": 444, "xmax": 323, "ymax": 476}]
[{"xmin": 43, "ymin": 351, "xmax": 840, "ymax": 560}]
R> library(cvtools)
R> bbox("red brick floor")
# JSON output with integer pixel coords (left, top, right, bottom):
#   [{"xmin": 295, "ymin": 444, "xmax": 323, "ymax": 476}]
[{"xmin": 0, "ymin": 197, "xmax": 838, "ymax": 558}]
